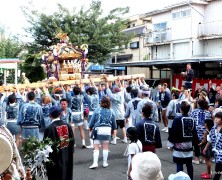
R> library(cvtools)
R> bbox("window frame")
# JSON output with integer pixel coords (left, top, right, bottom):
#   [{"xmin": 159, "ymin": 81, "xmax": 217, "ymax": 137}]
[
  {"xmin": 172, "ymin": 9, "xmax": 191, "ymax": 20},
  {"xmin": 130, "ymin": 41, "xmax": 139, "ymax": 49}
]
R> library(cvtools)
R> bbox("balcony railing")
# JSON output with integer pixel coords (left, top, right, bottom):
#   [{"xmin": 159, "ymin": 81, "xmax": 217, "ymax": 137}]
[
  {"xmin": 198, "ymin": 20, "xmax": 222, "ymax": 39},
  {"xmin": 144, "ymin": 29, "xmax": 171, "ymax": 45}
]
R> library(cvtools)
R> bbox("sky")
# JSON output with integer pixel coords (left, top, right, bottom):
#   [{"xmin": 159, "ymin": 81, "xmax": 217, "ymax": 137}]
[{"xmin": 0, "ymin": 0, "xmax": 184, "ymax": 41}]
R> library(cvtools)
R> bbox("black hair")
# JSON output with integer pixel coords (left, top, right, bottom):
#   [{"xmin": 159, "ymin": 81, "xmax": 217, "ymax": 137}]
[
  {"xmin": 86, "ymin": 87, "xmax": 97, "ymax": 95},
  {"xmin": 142, "ymin": 103, "xmax": 152, "ymax": 118},
  {"xmin": 27, "ymin": 91, "xmax": 35, "ymax": 101},
  {"xmin": 215, "ymin": 112, "xmax": 222, "ymax": 120},
  {"xmin": 182, "ymin": 85, "xmax": 187, "ymax": 90},
  {"xmin": 73, "ymin": 86, "xmax": 81, "ymax": 95},
  {"xmin": 216, "ymin": 98, "xmax": 222, "ymax": 107},
  {"xmin": 8, "ymin": 94, "xmax": 16, "ymax": 104},
  {"xmin": 172, "ymin": 92, "xmax": 179, "ymax": 99},
  {"xmin": 60, "ymin": 98, "xmax": 68, "ymax": 103},
  {"xmin": 180, "ymin": 101, "xmax": 190, "ymax": 115},
  {"xmin": 197, "ymin": 99, "xmax": 209, "ymax": 110},
  {"xmin": 204, "ymin": 119, "xmax": 214, "ymax": 131},
  {"xmin": 143, "ymin": 93, "xmax": 149, "ymax": 97},
  {"xmin": 126, "ymin": 86, "xmax": 132, "ymax": 93},
  {"xmin": 131, "ymin": 89, "xmax": 138, "ymax": 98},
  {"xmin": 126, "ymin": 127, "xmax": 138, "ymax": 143}
]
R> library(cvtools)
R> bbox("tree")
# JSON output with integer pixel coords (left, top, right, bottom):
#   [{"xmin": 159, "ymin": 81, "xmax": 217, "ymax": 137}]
[
  {"xmin": 22, "ymin": 1, "xmax": 133, "ymax": 64},
  {"xmin": 0, "ymin": 27, "xmax": 24, "ymax": 84},
  {"xmin": 19, "ymin": 53, "xmax": 46, "ymax": 83},
  {"xmin": 0, "ymin": 27, "xmax": 23, "ymax": 58}
]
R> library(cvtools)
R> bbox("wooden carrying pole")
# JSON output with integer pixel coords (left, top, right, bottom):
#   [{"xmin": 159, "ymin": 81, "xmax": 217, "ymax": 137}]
[{"xmin": 0, "ymin": 74, "xmax": 145, "ymax": 92}]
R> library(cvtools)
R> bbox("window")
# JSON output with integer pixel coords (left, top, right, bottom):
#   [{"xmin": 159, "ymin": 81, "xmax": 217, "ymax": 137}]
[
  {"xmin": 160, "ymin": 69, "xmax": 171, "ymax": 79},
  {"xmin": 153, "ymin": 22, "xmax": 167, "ymax": 42},
  {"xmin": 172, "ymin": 9, "xmax": 191, "ymax": 19},
  {"xmin": 130, "ymin": 42, "xmax": 139, "ymax": 49},
  {"xmin": 172, "ymin": 12, "xmax": 181, "ymax": 19},
  {"xmin": 181, "ymin": 9, "xmax": 191, "ymax": 17},
  {"xmin": 153, "ymin": 22, "xmax": 167, "ymax": 31}
]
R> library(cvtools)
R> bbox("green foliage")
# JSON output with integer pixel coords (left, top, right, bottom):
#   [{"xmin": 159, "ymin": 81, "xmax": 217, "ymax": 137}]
[
  {"xmin": 0, "ymin": 27, "xmax": 24, "ymax": 84},
  {"xmin": 0, "ymin": 27, "xmax": 23, "ymax": 58},
  {"xmin": 22, "ymin": 1, "xmax": 133, "ymax": 64},
  {"xmin": 20, "ymin": 53, "xmax": 46, "ymax": 82}
]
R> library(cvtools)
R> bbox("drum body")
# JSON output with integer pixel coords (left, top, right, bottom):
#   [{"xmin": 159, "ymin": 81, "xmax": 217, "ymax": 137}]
[{"xmin": 0, "ymin": 134, "xmax": 13, "ymax": 175}]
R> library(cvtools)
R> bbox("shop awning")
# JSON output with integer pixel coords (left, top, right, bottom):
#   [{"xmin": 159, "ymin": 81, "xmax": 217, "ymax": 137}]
[
  {"xmin": 0, "ymin": 58, "xmax": 21, "ymax": 63},
  {"xmin": 89, "ymin": 65, "xmax": 125, "ymax": 71},
  {"xmin": 0, "ymin": 59, "xmax": 21, "ymax": 69}
]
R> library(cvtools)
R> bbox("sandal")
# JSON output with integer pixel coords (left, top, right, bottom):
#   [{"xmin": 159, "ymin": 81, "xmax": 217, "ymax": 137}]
[{"xmin": 201, "ymin": 174, "xmax": 212, "ymax": 179}]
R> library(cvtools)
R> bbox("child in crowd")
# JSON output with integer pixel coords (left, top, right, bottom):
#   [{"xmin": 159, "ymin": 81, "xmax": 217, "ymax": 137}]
[
  {"xmin": 204, "ymin": 112, "xmax": 222, "ymax": 180},
  {"xmin": 124, "ymin": 127, "xmax": 142, "ymax": 180},
  {"xmin": 168, "ymin": 101, "xmax": 199, "ymax": 180},
  {"xmin": 198, "ymin": 118, "xmax": 214, "ymax": 179},
  {"xmin": 136, "ymin": 103, "xmax": 162, "ymax": 153}
]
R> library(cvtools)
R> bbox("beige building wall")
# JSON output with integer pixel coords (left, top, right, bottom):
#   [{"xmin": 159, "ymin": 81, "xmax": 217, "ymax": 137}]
[{"xmin": 127, "ymin": 67, "xmax": 150, "ymax": 79}]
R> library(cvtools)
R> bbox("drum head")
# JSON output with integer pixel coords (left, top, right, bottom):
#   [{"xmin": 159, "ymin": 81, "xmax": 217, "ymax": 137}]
[{"xmin": 0, "ymin": 134, "xmax": 13, "ymax": 175}]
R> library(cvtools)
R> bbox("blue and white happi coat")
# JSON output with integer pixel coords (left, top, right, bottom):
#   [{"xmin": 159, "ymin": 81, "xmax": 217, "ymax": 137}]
[
  {"xmin": 136, "ymin": 97, "xmax": 158, "ymax": 122},
  {"xmin": 60, "ymin": 108, "xmax": 72, "ymax": 123},
  {"xmin": 67, "ymin": 93, "xmax": 84, "ymax": 124},
  {"xmin": 17, "ymin": 102, "xmax": 44, "ymax": 128},
  {"xmin": 106, "ymin": 89, "xmax": 125, "ymax": 120},
  {"xmin": 88, "ymin": 107, "xmax": 117, "ymax": 141},
  {"xmin": 125, "ymin": 97, "xmax": 142, "ymax": 126},
  {"xmin": 41, "ymin": 103, "xmax": 53, "ymax": 131},
  {"xmin": 83, "ymin": 91, "xmax": 99, "ymax": 120},
  {"xmin": 190, "ymin": 108, "xmax": 212, "ymax": 141},
  {"xmin": 208, "ymin": 126, "xmax": 222, "ymax": 163}
]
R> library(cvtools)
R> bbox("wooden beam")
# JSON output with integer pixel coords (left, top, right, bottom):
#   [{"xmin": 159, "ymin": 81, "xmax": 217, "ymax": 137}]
[{"xmin": 0, "ymin": 74, "xmax": 145, "ymax": 92}]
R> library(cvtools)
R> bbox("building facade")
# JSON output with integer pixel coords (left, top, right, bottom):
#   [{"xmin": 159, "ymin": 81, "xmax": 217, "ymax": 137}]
[{"xmin": 113, "ymin": 0, "xmax": 222, "ymax": 87}]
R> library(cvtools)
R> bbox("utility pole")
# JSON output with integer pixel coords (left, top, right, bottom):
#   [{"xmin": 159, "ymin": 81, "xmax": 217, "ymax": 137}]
[{"xmin": 115, "ymin": 52, "xmax": 117, "ymax": 76}]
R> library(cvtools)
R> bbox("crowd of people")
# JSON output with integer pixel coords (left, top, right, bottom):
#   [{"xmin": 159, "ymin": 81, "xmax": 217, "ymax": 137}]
[{"xmin": 0, "ymin": 69, "xmax": 222, "ymax": 180}]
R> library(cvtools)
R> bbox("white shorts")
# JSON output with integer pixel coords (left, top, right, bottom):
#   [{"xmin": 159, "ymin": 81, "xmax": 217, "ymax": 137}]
[
  {"xmin": 94, "ymin": 140, "xmax": 109, "ymax": 145},
  {"xmin": 70, "ymin": 122, "xmax": 83, "ymax": 127}
]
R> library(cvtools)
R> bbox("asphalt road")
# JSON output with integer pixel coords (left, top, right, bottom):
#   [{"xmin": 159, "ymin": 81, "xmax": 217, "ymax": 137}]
[{"xmin": 73, "ymin": 122, "xmax": 213, "ymax": 180}]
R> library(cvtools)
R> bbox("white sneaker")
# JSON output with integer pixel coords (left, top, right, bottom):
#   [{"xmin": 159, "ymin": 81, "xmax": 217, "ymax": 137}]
[
  {"xmin": 165, "ymin": 128, "xmax": 169, "ymax": 133},
  {"xmin": 122, "ymin": 139, "xmax": 127, "ymax": 143},
  {"xmin": 89, "ymin": 163, "xmax": 98, "ymax": 169},
  {"xmin": 86, "ymin": 145, "xmax": 94, "ymax": 149},
  {"xmin": 161, "ymin": 127, "xmax": 167, "ymax": 131},
  {"xmin": 116, "ymin": 136, "xmax": 120, "ymax": 140},
  {"xmin": 74, "ymin": 144, "xmax": 77, "ymax": 147},
  {"xmin": 192, "ymin": 160, "xmax": 200, "ymax": 165},
  {"xmin": 103, "ymin": 161, "xmax": 109, "ymax": 168},
  {"xmin": 110, "ymin": 140, "xmax": 116, "ymax": 145}
]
